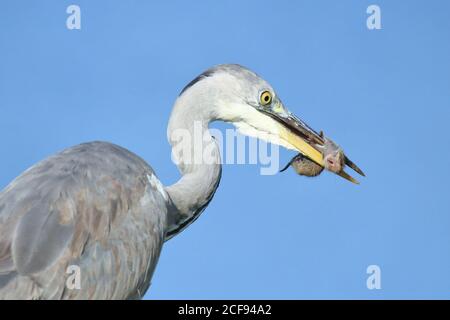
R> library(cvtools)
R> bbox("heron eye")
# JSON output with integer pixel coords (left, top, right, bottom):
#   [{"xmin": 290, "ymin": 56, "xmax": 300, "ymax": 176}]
[{"xmin": 260, "ymin": 91, "xmax": 272, "ymax": 106}]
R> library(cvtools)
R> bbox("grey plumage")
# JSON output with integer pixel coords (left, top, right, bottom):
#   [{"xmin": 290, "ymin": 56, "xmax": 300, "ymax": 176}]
[
  {"xmin": 0, "ymin": 142, "xmax": 166, "ymax": 299},
  {"xmin": 0, "ymin": 64, "xmax": 363, "ymax": 300}
]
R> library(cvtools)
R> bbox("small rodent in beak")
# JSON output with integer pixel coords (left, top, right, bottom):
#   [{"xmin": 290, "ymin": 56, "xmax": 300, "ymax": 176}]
[
  {"xmin": 280, "ymin": 133, "xmax": 344, "ymax": 177},
  {"xmin": 322, "ymin": 137, "xmax": 345, "ymax": 173}
]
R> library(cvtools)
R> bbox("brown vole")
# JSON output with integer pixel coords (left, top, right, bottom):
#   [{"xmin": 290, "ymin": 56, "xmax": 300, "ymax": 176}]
[{"xmin": 280, "ymin": 134, "xmax": 365, "ymax": 183}]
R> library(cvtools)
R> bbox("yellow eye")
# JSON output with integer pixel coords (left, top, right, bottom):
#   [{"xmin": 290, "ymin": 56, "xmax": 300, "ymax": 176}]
[{"xmin": 260, "ymin": 91, "xmax": 272, "ymax": 106}]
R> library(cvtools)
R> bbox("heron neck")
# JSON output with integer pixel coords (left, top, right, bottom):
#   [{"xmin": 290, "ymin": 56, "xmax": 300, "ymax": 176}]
[{"xmin": 164, "ymin": 96, "xmax": 222, "ymax": 239}]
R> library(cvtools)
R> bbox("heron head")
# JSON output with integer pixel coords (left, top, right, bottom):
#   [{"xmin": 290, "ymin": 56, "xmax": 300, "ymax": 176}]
[{"xmin": 178, "ymin": 64, "xmax": 363, "ymax": 183}]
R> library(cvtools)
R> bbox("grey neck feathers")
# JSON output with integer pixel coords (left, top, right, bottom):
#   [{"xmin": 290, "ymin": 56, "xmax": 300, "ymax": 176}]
[{"xmin": 164, "ymin": 92, "xmax": 222, "ymax": 239}]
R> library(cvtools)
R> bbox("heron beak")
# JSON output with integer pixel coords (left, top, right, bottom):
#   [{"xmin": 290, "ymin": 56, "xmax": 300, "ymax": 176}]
[
  {"xmin": 277, "ymin": 112, "xmax": 325, "ymax": 167},
  {"xmin": 259, "ymin": 102, "xmax": 325, "ymax": 166},
  {"xmin": 259, "ymin": 100, "xmax": 364, "ymax": 184}
]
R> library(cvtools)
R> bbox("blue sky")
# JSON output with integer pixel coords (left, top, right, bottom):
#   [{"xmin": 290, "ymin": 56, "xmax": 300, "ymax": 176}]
[{"xmin": 1, "ymin": 1, "xmax": 450, "ymax": 299}]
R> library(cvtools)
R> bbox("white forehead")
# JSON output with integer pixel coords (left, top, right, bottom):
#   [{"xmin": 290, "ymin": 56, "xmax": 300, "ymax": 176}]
[{"xmin": 179, "ymin": 64, "xmax": 274, "ymax": 102}]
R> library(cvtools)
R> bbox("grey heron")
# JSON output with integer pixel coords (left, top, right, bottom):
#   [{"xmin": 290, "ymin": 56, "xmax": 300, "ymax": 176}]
[{"xmin": 0, "ymin": 64, "xmax": 363, "ymax": 299}]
